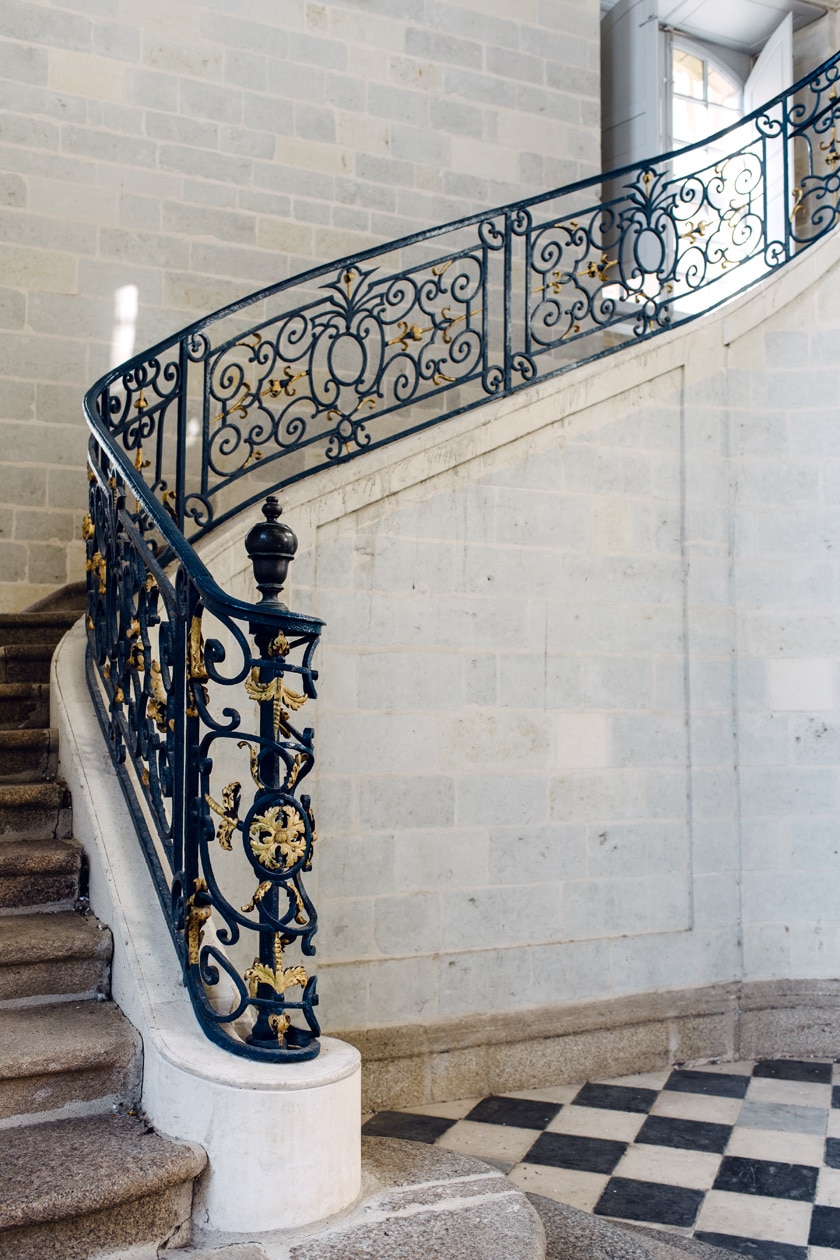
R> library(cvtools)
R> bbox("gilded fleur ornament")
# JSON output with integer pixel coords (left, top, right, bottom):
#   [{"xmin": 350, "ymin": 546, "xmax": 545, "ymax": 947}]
[{"xmin": 244, "ymin": 936, "xmax": 307, "ymax": 1000}]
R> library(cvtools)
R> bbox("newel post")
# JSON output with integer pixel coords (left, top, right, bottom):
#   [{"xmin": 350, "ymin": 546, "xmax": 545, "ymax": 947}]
[{"xmin": 242, "ymin": 495, "xmax": 321, "ymax": 1058}]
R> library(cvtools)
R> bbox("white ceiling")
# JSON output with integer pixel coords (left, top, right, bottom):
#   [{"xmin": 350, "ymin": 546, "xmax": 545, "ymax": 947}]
[{"xmin": 600, "ymin": 0, "xmax": 827, "ymax": 53}]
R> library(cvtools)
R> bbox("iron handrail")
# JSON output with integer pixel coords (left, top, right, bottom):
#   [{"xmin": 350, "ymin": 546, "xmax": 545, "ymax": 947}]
[{"xmin": 83, "ymin": 47, "xmax": 840, "ymax": 1059}]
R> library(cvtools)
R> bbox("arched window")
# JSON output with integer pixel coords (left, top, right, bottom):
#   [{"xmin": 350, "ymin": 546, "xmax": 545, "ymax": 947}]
[{"xmin": 670, "ymin": 41, "xmax": 744, "ymax": 161}]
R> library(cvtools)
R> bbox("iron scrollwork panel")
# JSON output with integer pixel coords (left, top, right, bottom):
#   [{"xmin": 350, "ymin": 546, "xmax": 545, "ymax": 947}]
[{"xmin": 84, "ymin": 451, "xmax": 324, "ymax": 1061}]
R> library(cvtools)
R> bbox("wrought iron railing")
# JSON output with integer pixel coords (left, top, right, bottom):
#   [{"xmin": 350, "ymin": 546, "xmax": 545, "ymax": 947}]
[{"xmin": 83, "ymin": 48, "xmax": 840, "ymax": 1060}]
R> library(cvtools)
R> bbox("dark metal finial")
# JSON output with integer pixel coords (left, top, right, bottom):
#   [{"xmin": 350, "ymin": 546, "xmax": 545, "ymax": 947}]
[{"xmin": 244, "ymin": 495, "xmax": 298, "ymax": 608}]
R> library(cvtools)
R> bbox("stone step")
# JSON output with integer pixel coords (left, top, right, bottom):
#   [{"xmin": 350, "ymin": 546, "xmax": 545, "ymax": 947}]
[
  {"xmin": 0, "ymin": 610, "xmax": 81, "ymax": 648},
  {"xmin": 0, "ymin": 644, "xmax": 53, "ymax": 684},
  {"xmin": 0, "ymin": 999, "xmax": 140, "ymax": 1124},
  {"xmin": 0, "ymin": 911, "xmax": 111, "ymax": 1003},
  {"xmin": 0, "ymin": 1111, "xmax": 206, "ymax": 1259},
  {"xmin": 0, "ymin": 838, "xmax": 83, "ymax": 911},
  {"xmin": 0, "ymin": 728, "xmax": 58, "ymax": 782},
  {"xmin": 527, "ymin": 1194, "xmax": 735, "ymax": 1260},
  {"xmin": 0, "ymin": 682, "xmax": 50, "ymax": 730},
  {"xmin": 0, "ymin": 781, "xmax": 71, "ymax": 839}
]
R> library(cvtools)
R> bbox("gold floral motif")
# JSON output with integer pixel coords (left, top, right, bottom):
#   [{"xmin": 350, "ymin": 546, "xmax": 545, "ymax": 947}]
[
  {"xmin": 249, "ymin": 804, "xmax": 306, "ymax": 870},
  {"xmin": 578, "ymin": 254, "xmax": 618, "ymax": 283},
  {"xmin": 205, "ymin": 781, "xmax": 241, "ymax": 850},
  {"xmin": 244, "ymin": 668, "xmax": 306, "ymax": 738},
  {"xmin": 387, "ymin": 319, "xmax": 432, "ymax": 351},
  {"xmin": 82, "ymin": 513, "xmax": 95, "ymax": 541},
  {"xmin": 185, "ymin": 878, "xmax": 211, "ymax": 965}
]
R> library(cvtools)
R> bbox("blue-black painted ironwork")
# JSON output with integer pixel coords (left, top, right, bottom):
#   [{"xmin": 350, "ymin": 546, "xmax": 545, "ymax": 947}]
[
  {"xmin": 83, "ymin": 47, "xmax": 840, "ymax": 1059},
  {"xmin": 84, "ymin": 450, "xmax": 323, "ymax": 1060}
]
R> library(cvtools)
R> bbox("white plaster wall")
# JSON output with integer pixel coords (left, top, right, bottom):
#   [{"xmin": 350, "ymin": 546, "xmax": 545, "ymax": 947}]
[
  {"xmin": 0, "ymin": 0, "xmax": 600, "ymax": 609},
  {"xmin": 188, "ymin": 225, "xmax": 840, "ymax": 1034}
]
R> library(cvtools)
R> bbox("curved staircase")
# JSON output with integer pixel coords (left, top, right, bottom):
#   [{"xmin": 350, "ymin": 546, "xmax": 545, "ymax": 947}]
[{"xmin": 0, "ymin": 600, "xmax": 206, "ymax": 1260}]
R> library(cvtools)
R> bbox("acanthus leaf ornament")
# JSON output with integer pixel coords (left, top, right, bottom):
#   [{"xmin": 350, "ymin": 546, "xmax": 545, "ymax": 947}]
[{"xmin": 245, "ymin": 668, "xmax": 307, "ymax": 739}]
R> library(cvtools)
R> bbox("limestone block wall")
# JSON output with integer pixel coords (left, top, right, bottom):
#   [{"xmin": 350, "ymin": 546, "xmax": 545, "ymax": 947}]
[
  {"xmin": 0, "ymin": 0, "xmax": 600, "ymax": 610},
  {"xmin": 292, "ymin": 370, "xmax": 739, "ymax": 1033},
  {"xmin": 730, "ymin": 276, "xmax": 840, "ymax": 984}
]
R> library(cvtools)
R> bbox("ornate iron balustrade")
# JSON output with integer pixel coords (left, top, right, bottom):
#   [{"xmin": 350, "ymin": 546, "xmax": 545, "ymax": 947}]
[{"xmin": 84, "ymin": 47, "xmax": 840, "ymax": 1060}]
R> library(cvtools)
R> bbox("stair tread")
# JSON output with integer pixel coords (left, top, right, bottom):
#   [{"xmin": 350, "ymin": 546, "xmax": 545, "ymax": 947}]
[
  {"xmin": 0, "ymin": 779, "xmax": 72, "ymax": 840},
  {"xmin": 0, "ymin": 1111, "xmax": 206, "ymax": 1230},
  {"xmin": 0, "ymin": 682, "xmax": 49, "ymax": 698},
  {"xmin": 0, "ymin": 646, "xmax": 53, "ymax": 685},
  {"xmin": 0, "ymin": 728, "xmax": 57, "ymax": 750},
  {"xmin": 0, "ymin": 781, "xmax": 68, "ymax": 806},
  {"xmin": 0, "ymin": 837, "xmax": 82, "ymax": 875},
  {"xmin": 0, "ymin": 911, "xmax": 110, "ymax": 967},
  {"xmin": 0, "ymin": 646, "xmax": 54, "ymax": 660},
  {"xmin": 0, "ymin": 999, "xmax": 135, "ymax": 1081}
]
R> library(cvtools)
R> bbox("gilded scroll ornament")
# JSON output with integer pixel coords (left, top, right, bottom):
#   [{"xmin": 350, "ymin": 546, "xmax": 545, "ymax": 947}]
[
  {"xmin": 185, "ymin": 878, "xmax": 211, "ymax": 965},
  {"xmin": 241, "ymin": 880, "xmax": 272, "ymax": 912},
  {"xmin": 146, "ymin": 660, "xmax": 169, "ymax": 731},
  {"xmin": 86, "ymin": 550, "xmax": 107, "ymax": 594},
  {"xmin": 237, "ymin": 740, "xmax": 263, "ymax": 788},
  {"xmin": 286, "ymin": 751, "xmax": 310, "ymax": 790}
]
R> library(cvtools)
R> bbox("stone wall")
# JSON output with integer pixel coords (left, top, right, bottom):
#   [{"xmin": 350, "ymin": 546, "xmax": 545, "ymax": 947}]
[{"xmin": 0, "ymin": 0, "xmax": 600, "ymax": 609}]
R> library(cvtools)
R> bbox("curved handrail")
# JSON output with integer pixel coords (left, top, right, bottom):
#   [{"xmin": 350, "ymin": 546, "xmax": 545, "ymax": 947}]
[{"xmin": 83, "ymin": 46, "xmax": 840, "ymax": 1060}]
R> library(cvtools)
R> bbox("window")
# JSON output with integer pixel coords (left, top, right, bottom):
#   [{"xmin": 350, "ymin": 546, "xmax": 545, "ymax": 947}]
[{"xmin": 670, "ymin": 42, "xmax": 744, "ymax": 167}]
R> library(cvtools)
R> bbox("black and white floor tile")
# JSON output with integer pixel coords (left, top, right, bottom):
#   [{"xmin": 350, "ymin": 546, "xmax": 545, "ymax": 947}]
[{"xmin": 362, "ymin": 1059, "xmax": 840, "ymax": 1260}]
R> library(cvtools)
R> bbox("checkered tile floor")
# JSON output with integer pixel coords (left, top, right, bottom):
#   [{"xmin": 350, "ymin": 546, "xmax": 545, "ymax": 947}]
[{"xmin": 362, "ymin": 1060, "xmax": 840, "ymax": 1260}]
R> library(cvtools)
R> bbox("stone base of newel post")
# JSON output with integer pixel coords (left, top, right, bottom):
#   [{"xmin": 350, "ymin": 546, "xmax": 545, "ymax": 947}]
[{"xmin": 143, "ymin": 1033, "xmax": 361, "ymax": 1233}]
